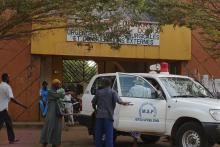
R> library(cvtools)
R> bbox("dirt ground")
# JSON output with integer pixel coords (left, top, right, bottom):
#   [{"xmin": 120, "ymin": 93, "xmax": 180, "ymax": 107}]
[{"xmin": 0, "ymin": 126, "xmax": 219, "ymax": 147}]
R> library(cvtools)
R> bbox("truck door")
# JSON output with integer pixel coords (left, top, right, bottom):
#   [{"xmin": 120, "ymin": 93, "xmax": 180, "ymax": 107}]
[
  {"xmin": 114, "ymin": 73, "xmax": 167, "ymax": 133},
  {"xmin": 81, "ymin": 75, "xmax": 115, "ymax": 116}
]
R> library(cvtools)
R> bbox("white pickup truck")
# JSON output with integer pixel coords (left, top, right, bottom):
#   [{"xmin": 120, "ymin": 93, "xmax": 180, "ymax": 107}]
[{"xmin": 78, "ymin": 72, "xmax": 220, "ymax": 147}]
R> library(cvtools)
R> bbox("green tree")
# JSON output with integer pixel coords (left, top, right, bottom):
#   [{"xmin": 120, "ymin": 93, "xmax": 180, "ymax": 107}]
[
  {"xmin": 140, "ymin": 0, "xmax": 220, "ymax": 57},
  {"xmin": 0, "ymin": 0, "xmax": 139, "ymax": 39},
  {"xmin": 0, "ymin": 0, "xmax": 219, "ymax": 55}
]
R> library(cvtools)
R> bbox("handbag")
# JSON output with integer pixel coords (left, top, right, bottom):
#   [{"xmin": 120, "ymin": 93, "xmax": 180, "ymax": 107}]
[{"xmin": 56, "ymin": 101, "xmax": 66, "ymax": 117}]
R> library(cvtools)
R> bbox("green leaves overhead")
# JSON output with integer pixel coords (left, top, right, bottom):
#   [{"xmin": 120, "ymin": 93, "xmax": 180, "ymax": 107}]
[
  {"xmin": 142, "ymin": 0, "xmax": 220, "ymax": 56},
  {"xmin": 0, "ymin": 0, "xmax": 219, "ymax": 55}
]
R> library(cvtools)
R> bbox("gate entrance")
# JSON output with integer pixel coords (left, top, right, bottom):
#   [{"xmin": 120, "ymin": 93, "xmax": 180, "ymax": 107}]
[{"xmin": 63, "ymin": 59, "xmax": 97, "ymax": 92}]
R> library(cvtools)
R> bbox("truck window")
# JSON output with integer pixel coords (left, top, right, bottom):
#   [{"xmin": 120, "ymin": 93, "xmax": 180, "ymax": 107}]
[
  {"xmin": 160, "ymin": 77, "xmax": 213, "ymax": 98},
  {"xmin": 118, "ymin": 74, "xmax": 157, "ymax": 99},
  {"xmin": 112, "ymin": 79, "xmax": 118, "ymax": 93},
  {"xmin": 144, "ymin": 77, "xmax": 166, "ymax": 99},
  {"xmin": 91, "ymin": 76, "xmax": 115, "ymax": 95}
]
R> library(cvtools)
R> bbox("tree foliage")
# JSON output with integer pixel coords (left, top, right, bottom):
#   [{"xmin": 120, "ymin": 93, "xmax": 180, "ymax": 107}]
[
  {"xmin": 141, "ymin": 0, "xmax": 220, "ymax": 57},
  {"xmin": 0, "ymin": 0, "xmax": 219, "ymax": 55},
  {"xmin": 0, "ymin": 0, "xmax": 141, "ymax": 39}
]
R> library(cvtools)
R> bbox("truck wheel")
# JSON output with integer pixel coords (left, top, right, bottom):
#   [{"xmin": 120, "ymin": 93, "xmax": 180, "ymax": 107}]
[
  {"xmin": 140, "ymin": 135, "xmax": 160, "ymax": 144},
  {"xmin": 175, "ymin": 122, "xmax": 212, "ymax": 147}
]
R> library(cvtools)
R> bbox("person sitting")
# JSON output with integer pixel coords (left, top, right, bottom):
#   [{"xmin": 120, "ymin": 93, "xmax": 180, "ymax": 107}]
[
  {"xmin": 39, "ymin": 81, "xmax": 48, "ymax": 117},
  {"xmin": 128, "ymin": 77, "xmax": 152, "ymax": 147},
  {"xmin": 128, "ymin": 77, "xmax": 151, "ymax": 98}
]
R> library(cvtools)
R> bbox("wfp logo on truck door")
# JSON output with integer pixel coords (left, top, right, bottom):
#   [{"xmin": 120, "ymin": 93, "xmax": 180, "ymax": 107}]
[{"xmin": 135, "ymin": 103, "xmax": 160, "ymax": 122}]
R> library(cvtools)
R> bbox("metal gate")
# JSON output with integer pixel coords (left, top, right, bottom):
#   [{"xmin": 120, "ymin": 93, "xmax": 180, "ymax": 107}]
[{"xmin": 63, "ymin": 60, "xmax": 97, "ymax": 90}]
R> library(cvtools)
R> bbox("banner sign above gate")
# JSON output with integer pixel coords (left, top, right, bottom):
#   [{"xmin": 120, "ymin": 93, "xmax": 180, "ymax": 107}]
[{"xmin": 67, "ymin": 22, "xmax": 160, "ymax": 46}]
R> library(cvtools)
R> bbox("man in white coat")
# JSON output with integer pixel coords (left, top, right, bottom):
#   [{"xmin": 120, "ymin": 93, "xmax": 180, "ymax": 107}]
[{"xmin": 128, "ymin": 77, "xmax": 152, "ymax": 147}]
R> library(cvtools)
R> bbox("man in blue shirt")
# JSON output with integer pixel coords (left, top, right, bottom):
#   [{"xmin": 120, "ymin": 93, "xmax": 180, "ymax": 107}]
[
  {"xmin": 39, "ymin": 81, "xmax": 48, "ymax": 117},
  {"xmin": 92, "ymin": 78, "xmax": 130, "ymax": 147}
]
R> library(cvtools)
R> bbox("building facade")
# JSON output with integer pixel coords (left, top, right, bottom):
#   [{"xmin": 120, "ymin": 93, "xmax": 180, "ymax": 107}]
[{"xmin": 0, "ymin": 24, "xmax": 219, "ymax": 121}]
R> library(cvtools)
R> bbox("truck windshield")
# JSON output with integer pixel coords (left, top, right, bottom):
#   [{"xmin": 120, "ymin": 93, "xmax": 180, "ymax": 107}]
[{"xmin": 159, "ymin": 77, "xmax": 213, "ymax": 98}]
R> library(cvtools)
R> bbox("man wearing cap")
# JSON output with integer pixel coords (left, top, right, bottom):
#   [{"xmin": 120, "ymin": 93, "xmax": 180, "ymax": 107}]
[{"xmin": 0, "ymin": 73, "xmax": 27, "ymax": 144}]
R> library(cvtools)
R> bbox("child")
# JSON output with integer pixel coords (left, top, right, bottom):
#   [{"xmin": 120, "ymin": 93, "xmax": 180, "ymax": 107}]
[
  {"xmin": 63, "ymin": 89, "xmax": 74, "ymax": 126},
  {"xmin": 39, "ymin": 81, "xmax": 48, "ymax": 117}
]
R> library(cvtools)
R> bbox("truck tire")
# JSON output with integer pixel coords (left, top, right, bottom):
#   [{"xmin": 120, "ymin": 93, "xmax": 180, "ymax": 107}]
[
  {"xmin": 175, "ymin": 122, "xmax": 212, "ymax": 147},
  {"xmin": 140, "ymin": 135, "xmax": 160, "ymax": 144}
]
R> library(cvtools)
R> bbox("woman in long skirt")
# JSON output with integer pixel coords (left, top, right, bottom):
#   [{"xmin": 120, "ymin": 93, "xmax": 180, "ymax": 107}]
[{"xmin": 40, "ymin": 79, "xmax": 64, "ymax": 147}]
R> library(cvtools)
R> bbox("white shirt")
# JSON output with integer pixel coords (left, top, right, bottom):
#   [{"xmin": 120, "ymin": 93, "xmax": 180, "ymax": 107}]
[
  {"xmin": 128, "ymin": 84, "xmax": 151, "ymax": 98},
  {"xmin": 0, "ymin": 82, "xmax": 14, "ymax": 111},
  {"xmin": 64, "ymin": 94, "xmax": 73, "ymax": 110}
]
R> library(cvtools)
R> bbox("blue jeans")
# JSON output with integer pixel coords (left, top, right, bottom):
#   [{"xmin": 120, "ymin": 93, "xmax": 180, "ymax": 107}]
[{"xmin": 95, "ymin": 118, "xmax": 113, "ymax": 147}]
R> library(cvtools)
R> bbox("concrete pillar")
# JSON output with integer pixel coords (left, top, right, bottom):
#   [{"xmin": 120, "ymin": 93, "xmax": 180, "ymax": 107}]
[
  {"xmin": 97, "ymin": 61, "xmax": 105, "ymax": 74},
  {"xmin": 52, "ymin": 56, "xmax": 63, "ymax": 81},
  {"xmin": 40, "ymin": 56, "xmax": 52, "ymax": 86}
]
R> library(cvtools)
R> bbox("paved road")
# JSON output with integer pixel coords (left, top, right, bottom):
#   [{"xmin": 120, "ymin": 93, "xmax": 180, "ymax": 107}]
[{"xmin": 0, "ymin": 126, "xmax": 219, "ymax": 147}]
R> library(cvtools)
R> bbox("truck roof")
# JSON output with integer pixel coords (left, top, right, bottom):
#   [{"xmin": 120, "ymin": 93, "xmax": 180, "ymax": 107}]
[{"xmin": 96, "ymin": 72, "xmax": 192, "ymax": 79}]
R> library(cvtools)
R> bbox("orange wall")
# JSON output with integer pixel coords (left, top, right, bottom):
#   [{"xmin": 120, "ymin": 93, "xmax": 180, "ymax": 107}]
[
  {"xmin": 182, "ymin": 30, "xmax": 220, "ymax": 79},
  {"xmin": 0, "ymin": 38, "xmax": 41, "ymax": 122}
]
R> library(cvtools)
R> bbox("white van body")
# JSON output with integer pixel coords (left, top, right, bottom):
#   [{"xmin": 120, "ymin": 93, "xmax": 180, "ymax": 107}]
[{"xmin": 78, "ymin": 73, "xmax": 220, "ymax": 147}]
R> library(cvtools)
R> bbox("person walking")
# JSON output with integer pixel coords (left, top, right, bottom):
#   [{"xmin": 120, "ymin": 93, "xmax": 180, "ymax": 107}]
[
  {"xmin": 40, "ymin": 79, "xmax": 65, "ymax": 147},
  {"xmin": 92, "ymin": 78, "xmax": 130, "ymax": 147},
  {"xmin": 0, "ymin": 73, "xmax": 27, "ymax": 144},
  {"xmin": 39, "ymin": 81, "xmax": 48, "ymax": 117}
]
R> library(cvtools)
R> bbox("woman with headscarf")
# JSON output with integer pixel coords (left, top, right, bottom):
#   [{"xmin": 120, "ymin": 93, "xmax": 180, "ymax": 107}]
[{"xmin": 40, "ymin": 79, "xmax": 65, "ymax": 147}]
